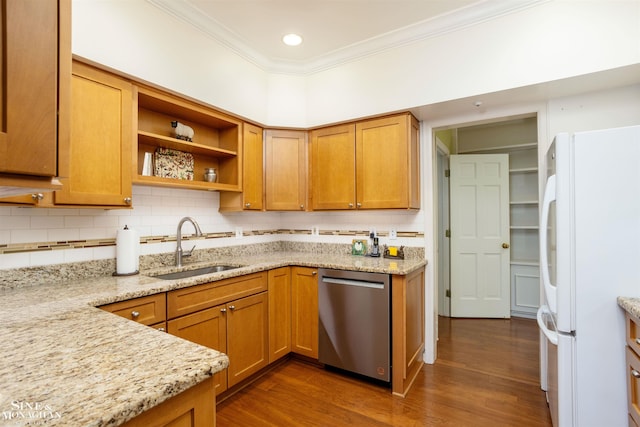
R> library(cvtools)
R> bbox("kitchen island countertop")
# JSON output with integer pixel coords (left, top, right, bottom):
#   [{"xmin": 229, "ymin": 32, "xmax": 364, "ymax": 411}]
[{"xmin": 0, "ymin": 250, "xmax": 426, "ymax": 426}]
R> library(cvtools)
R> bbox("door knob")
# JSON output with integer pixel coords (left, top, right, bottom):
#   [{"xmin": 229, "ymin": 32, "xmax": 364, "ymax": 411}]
[{"xmin": 502, "ymin": 243, "xmax": 510, "ymax": 249}]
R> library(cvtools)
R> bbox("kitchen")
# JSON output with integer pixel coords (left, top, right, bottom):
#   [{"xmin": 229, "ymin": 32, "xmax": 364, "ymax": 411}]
[{"xmin": 1, "ymin": 0, "xmax": 640, "ymax": 426}]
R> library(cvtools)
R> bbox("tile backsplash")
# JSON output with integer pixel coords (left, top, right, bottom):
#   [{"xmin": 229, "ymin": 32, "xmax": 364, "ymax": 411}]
[{"xmin": 0, "ymin": 185, "xmax": 425, "ymax": 270}]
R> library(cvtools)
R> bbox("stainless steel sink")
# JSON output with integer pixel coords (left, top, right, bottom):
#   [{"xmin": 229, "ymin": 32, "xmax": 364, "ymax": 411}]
[{"xmin": 153, "ymin": 265, "xmax": 239, "ymax": 280}]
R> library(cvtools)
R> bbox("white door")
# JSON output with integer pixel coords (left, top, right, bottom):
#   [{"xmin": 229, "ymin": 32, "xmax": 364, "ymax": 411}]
[{"xmin": 450, "ymin": 154, "xmax": 511, "ymax": 318}]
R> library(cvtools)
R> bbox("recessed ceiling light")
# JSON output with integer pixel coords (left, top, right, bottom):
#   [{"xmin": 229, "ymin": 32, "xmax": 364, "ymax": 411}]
[{"xmin": 282, "ymin": 33, "xmax": 303, "ymax": 46}]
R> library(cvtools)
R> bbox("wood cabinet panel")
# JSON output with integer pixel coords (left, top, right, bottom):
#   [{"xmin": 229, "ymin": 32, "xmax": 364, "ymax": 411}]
[
  {"xmin": 265, "ymin": 129, "xmax": 307, "ymax": 211},
  {"xmin": 55, "ymin": 61, "xmax": 133, "ymax": 207},
  {"xmin": 391, "ymin": 268, "xmax": 425, "ymax": 397},
  {"xmin": 309, "ymin": 113, "xmax": 419, "ymax": 210},
  {"xmin": 291, "ymin": 266, "xmax": 318, "ymax": 358},
  {"xmin": 310, "ymin": 124, "xmax": 356, "ymax": 210},
  {"xmin": 100, "ymin": 294, "xmax": 166, "ymax": 326},
  {"xmin": 219, "ymin": 123, "xmax": 264, "ymax": 211},
  {"xmin": 356, "ymin": 114, "xmax": 419, "ymax": 209},
  {"xmin": 226, "ymin": 292, "xmax": 269, "ymax": 387},
  {"xmin": 167, "ymin": 272, "xmax": 267, "ymax": 319},
  {"xmin": 0, "ymin": 0, "xmax": 60, "ymax": 177},
  {"xmin": 168, "ymin": 305, "xmax": 228, "ymax": 395},
  {"xmin": 268, "ymin": 267, "xmax": 291, "ymax": 363},
  {"xmin": 120, "ymin": 376, "xmax": 215, "ymax": 427}
]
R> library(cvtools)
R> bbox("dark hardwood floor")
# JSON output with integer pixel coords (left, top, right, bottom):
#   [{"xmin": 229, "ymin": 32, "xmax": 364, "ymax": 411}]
[{"xmin": 216, "ymin": 316, "xmax": 552, "ymax": 426}]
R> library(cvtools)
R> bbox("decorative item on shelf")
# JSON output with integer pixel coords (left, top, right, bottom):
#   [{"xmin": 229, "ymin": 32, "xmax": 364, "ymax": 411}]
[
  {"xmin": 351, "ymin": 239, "xmax": 368, "ymax": 256},
  {"xmin": 383, "ymin": 245, "xmax": 405, "ymax": 260},
  {"xmin": 154, "ymin": 147, "xmax": 194, "ymax": 180},
  {"xmin": 204, "ymin": 167, "xmax": 217, "ymax": 183},
  {"xmin": 141, "ymin": 152, "xmax": 153, "ymax": 176},
  {"xmin": 171, "ymin": 120, "xmax": 194, "ymax": 141}
]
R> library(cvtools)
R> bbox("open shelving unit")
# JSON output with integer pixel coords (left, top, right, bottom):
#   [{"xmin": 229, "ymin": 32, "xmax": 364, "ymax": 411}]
[{"xmin": 133, "ymin": 85, "xmax": 243, "ymax": 192}]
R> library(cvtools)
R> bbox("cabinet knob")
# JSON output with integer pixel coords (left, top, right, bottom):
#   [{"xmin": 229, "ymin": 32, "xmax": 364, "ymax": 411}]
[
  {"xmin": 229, "ymin": 305, "xmax": 236, "ymax": 311},
  {"xmin": 312, "ymin": 271, "xmax": 317, "ymax": 276},
  {"xmin": 299, "ymin": 204, "xmax": 304, "ymax": 210},
  {"xmin": 635, "ymin": 338, "xmax": 640, "ymax": 345},
  {"xmin": 356, "ymin": 202, "xmax": 362, "ymax": 208},
  {"xmin": 220, "ymin": 308, "xmax": 227, "ymax": 313},
  {"xmin": 31, "ymin": 193, "xmax": 44, "ymax": 201},
  {"xmin": 157, "ymin": 327, "xmax": 165, "ymax": 332},
  {"xmin": 348, "ymin": 203, "xmax": 354, "ymax": 208},
  {"xmin": 131, "ymin": 311, "xmax": 140, "ymax": 319},
  {"xmin": 632, "ymin": 369, "xmax": 640, "ymax": 379},
  {"xmin": 124, "ymin": 197, "xmax": 132, "ymax": 205},
  {"xmin": 502, "ymin": 242, "xmax": 510, "ymax": 249},
  {"xmin": 245, "ymin": 203, "xmax": 251, "ymax": 208}
]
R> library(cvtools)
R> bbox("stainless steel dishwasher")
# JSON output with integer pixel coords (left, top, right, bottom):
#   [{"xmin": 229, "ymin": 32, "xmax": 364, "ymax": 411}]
[{"xmin": 318, "ymin": 268, "xmax": 390, "ymax": 382}]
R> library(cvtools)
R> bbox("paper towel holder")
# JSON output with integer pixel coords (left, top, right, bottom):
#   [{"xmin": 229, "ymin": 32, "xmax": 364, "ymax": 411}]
[{"xmin": 113, "ymin": 225, "xmax": 140, "ymax": 276}]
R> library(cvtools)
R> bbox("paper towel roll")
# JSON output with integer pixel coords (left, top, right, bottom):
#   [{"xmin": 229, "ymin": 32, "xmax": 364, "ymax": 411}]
[{"xmin": 116, "ymin": 226, "xmax": 139, "ymax": 275}]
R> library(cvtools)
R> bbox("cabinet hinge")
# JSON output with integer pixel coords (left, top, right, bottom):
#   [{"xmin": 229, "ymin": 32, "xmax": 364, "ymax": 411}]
[
  {"xmin": 445, "ymin": 169, "xmax": 450, "ymax": 177},
  {"xmin": 445, "ymin": 229, "xmax": 450, "ymax": 238},
  {"xmin": 445, "ymin": 289, "xmax": 451, "ymax": 298}
]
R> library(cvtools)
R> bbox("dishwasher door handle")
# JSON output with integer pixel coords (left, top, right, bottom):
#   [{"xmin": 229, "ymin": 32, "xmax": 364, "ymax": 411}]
[{"xmin": 321, "ymin": 277, "xmax": 385, "ymax": 289}]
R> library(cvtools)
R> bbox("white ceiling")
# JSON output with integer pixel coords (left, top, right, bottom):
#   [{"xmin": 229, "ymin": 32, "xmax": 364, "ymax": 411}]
[{"xmin": 147, "ymin": 0, "xmax": 543, "ymax": 74}]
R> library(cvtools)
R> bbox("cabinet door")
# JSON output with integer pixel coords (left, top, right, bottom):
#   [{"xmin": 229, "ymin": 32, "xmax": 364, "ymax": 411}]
[
  {"xmin": 310, "ymin": 124, "xmax": 356, "ymax": 210},
  {"xmin": 55, "ymin": 61, "xmax": 133, "ymax": 207},
  {"xmin": 227, "ymin": 292, "xmax": 269, "ymax": 387},
  {"xmin": 219, "ymin": 123, "xmax": 264, "ymax": 211},
  {"xmin": 356, "ymin": 114, "xmax": 420, "ymax": 209},
  {"xmin": 391, "ymin": 269, "xmax": 425, "ymax": 397},
  {"xmin": 0, "ymin": 0, "xmax": 61, "ymax": 177},
  {"xmin": 291, "ymin": 267, "xmax": 318, "ymax": 359},
  {"xmin": 168, "ymin": 305, "xmax": 228, "ymax": 395},
  {"xmin": 268, "ymin": 267, "xmax": 291, "ymax": 363},
  {"xmin": 265, "ymin": 129, "xmax": 307, "ymax": 211}
]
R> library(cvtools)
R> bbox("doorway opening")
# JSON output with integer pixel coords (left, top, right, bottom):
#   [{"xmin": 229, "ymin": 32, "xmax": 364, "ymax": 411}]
[{"xmin": 435, "ymin": 115, "xmax": 540, "ymax": 319}]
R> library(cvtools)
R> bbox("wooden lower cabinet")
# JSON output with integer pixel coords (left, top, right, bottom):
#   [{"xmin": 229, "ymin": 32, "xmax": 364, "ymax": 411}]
[
  {"xmin": 291, "ymin": 266, "xmax": 318, "ymax": 358},
  {"xmin": 391, "ymin": 268, "xmax": 425, "ymax": 397},
  {"xmin": 99, "ymin": 294, "xmax": 166, "ymax": 326},
  {"xmin": 120, "ymin": 376, "xmax": 215, "ymax": 427},
  {"xmin": 168, "ymin": 291, "xmax": 268, "ymax": 395},
  {"xmin": 168, "ymin": 305, "xmax": 228, "ymax": 395},
  {"xmin": 268, "ymin": 267, "xmax": 291, "ymax": 363}
]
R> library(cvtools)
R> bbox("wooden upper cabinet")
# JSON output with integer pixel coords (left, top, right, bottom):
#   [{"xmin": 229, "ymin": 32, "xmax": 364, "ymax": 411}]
[
  {"xmin": 265, "ymin": 129, "xmax": 307, "ymax": 211},
  {"xmin": 310, "ymin": 113, "xmax": 420, "ymax": 210},
  {"xmin": 219, "ymin": 123, "xmax": 264, "ymax": 211},
  {"xmin": 310, "ymin": 124, "xmax": 356, "ymax": 210},
  {"xmin": 0, "ymin": 0, "xmax": 70, "ymax": 191},
  {"xmin": 356, "ymin": 113, "xmax": 420, "ymax": 209},
  {"xmin": 54, "ymin": 61, "xmax": 133, "ymax": 207}
]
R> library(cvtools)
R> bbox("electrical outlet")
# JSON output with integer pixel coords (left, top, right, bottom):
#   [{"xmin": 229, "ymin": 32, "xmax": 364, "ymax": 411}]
[
  {"xmin": 235, "ymin": 227, "xmax": 243, "ymax": 238},
  {"xmin": 311, "ymin": 226, "xmax": 319, "ymax": 236},
  {"xmin": 369, "ymin": 227, "xmax": 377, "ymax": 238},
  {"xmin": 390, "ymin": 228, "xmax": 397, "ymax": 240}
]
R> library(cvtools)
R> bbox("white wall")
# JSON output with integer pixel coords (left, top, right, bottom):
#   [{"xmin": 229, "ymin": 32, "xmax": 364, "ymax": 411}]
[{"xmin": 72, "ymin": 0, "xmax": 640, "ymax": 128}]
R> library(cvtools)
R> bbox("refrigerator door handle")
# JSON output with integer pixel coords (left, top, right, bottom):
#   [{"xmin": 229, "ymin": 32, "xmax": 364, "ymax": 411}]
[
  {"xmin": 540, "ymin": 174, "xmax": 557, "ymax": 313},
  {"xmin": 537, "ymin": 305, "xmax": 558, "ymax": 345}
]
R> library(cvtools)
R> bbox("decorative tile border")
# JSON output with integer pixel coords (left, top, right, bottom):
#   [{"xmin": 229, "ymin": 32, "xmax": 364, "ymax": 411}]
[{"xmin": 0, "ymin": 229, "xmax": 424, "ymax": 256}]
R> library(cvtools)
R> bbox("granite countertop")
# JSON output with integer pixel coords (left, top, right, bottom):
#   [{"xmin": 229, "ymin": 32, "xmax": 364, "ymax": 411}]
[
  {"xmin": 618, "ymin": 296, "xmax": 640, "ymax": 319},
  {"xmin": 0, "ymin": 250, "xmax": 426, "ymax": 426}
]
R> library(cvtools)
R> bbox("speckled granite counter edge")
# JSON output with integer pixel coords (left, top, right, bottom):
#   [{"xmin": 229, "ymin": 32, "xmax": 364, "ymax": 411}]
[{"xmin": 618, "ymin": 296, "xmax": 640, "ymax": 319}]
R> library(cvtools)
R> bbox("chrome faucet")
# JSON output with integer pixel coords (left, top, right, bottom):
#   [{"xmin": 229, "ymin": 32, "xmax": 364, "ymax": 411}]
[{"xmin": 175, "ymin": 217, "xmax": 203, "ymax": 267}]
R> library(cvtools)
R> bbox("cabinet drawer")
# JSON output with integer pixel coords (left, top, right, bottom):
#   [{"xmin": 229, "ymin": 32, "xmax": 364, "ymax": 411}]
[
  {"xmin": 627, "ymin": 346, "xmax": 640, "ymax": 427},
  {"xmin": 100, "ymin": 294, "xmax": 166, "ymax": 326},
  {"xmin": 627, "ymin": 313, "xmax": 640, "ymax": 356},
  {"xmin": 167, "ymin": 272, "xmax": 267, "ymax": 319}
]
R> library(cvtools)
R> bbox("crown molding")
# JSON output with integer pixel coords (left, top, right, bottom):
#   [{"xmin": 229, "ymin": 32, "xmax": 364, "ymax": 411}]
[{"xmin": 147, "ymin": 0, "xmax": 548, "ymax": 75}]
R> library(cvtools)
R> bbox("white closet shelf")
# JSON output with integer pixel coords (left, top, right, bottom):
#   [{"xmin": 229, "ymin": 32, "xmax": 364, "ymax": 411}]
[
  {"xmin": 510, "ymin": 260, "xmax": 540, "ymax": 266},
  {"xmin": 457, "ymin": 142, "xmax": 537, "ymax": 154},
  {"xmin": 511, "ymin": 225, "xmax": 539, "ymax": 230},
  {"xmin": 510, "ymin": 200, "xmax": 538, "ymax": 205}
]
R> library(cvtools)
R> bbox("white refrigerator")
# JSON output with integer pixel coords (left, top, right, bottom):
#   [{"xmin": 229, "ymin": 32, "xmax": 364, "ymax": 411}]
[{"xmin": 537, "ymin": 125, "xmax": 640, "ymax": 427}]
